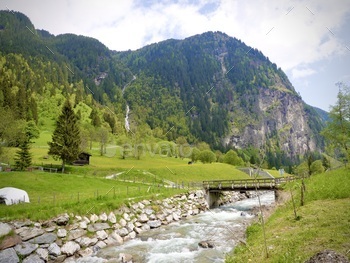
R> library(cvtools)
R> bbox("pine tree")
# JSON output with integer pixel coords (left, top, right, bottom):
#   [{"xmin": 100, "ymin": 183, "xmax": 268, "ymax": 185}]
[
  {"xmin": 15, "ymin": 139, "xmax": 32, "ymax": 171},
  {"xmin": 48, "ymin": 99, "xmax": 81, "ymax": 173}
]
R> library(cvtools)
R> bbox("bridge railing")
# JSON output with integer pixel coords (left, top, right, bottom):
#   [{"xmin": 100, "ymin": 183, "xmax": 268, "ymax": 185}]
[{"xmin": 203, "ymin": 176, "xmax": 297, "ymax": 190}]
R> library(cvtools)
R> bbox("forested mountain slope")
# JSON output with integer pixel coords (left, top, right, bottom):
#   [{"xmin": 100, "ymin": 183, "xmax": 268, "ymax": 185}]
[{"xmin": 0, "ymin": 10, "xmax": 326, "ymax": 162}]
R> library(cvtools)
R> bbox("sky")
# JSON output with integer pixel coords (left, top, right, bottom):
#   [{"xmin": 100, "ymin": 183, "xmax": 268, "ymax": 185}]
[{"xmin": 1, "ymin": 0, "xmax": 350, "ymax": 112}]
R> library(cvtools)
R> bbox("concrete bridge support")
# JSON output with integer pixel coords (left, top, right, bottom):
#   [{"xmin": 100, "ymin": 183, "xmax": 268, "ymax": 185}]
[
  {"xmin": 205, "ymin": 191, "xmax": 221, "ymax": 208},
  {"xmin": 274, "ymin": 189, "xmax": 283, "ymax": 203}
]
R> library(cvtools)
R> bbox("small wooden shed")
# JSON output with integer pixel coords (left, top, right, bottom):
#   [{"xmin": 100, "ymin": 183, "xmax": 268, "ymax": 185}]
[{"xmin": 73, "ymin": 152, "xmax": 91, "ymax": 165}]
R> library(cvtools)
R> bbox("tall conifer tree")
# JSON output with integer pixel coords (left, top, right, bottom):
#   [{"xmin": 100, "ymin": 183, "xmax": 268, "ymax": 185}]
[{"xmin": 48, "ymin": 99, "xmax": 81, "ymax": 172}]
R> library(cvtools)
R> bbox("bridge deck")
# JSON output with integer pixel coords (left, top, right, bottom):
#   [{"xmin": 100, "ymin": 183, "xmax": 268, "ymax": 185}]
[{"xmin": 203, "ymin": 176, "xmax": 296, "ymax": 192}]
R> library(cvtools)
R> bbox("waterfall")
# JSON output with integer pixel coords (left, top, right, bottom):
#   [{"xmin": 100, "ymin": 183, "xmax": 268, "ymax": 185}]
[
  {"xmin": 123, "ymin": 75, "xmax": 136, "ymax": 133},
  {"xmin": 125, "ymin": 104, "xmax": 130, "ymax": 132}
]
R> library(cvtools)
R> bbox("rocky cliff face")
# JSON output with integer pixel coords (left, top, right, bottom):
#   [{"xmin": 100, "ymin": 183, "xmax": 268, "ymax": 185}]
[{"xmin": 225, "ymin": 87, "xmax": 316, "ymax": 155}]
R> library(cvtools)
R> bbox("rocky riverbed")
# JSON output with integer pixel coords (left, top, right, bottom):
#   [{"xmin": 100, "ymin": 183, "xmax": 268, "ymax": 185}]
[{"xmin": 0, "ymin": 190, "xmax": 253, "ymax": 263}]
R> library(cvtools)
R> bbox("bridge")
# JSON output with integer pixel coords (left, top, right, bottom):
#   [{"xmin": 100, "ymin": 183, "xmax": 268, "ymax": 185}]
[
  {"xmin": 202, "ymin": 176, "xmax": 297, "ymax": 207},
  {"xmin": 203, "ymin": 176, "xmax": 296, "ymax": 192}
]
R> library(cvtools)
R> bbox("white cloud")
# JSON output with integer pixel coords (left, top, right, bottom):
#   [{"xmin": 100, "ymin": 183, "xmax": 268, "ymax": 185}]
[
  {"xmin": 2, "ymin": 0, "xmax": 349, "ymax": 70},
  {"xmin": 291, "ymin": 67, "xmax": 317, "ymax": 79}
]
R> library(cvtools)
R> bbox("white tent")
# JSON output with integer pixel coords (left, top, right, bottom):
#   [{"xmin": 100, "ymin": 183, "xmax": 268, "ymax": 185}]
[{"xmin": 0, "ymin": 187, "xmax": 30, "ymax": 205}]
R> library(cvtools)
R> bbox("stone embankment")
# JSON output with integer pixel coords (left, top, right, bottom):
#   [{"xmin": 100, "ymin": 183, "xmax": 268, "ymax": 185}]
[{"xmin": 0, "ymin": 190, "xmax": 249, "ymax": 263}]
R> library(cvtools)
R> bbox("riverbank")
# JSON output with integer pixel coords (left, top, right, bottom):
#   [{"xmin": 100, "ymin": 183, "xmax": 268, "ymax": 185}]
[
  {"xmin": 226, "ymin": 167, "xmax": 350, "ymax": 262},
  {"xmin": 0, "ymin": 189, "xmax": 252, "ymax": 262}
]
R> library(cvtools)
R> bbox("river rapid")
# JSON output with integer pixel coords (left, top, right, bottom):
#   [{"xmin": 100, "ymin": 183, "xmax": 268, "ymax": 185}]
[{"xmin": 85, "ymin": 191, "xmax": 275, "ymax": 263}]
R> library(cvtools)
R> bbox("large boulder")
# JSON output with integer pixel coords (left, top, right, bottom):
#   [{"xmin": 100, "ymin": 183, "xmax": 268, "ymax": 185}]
[
  {"xmin": 0, "ymin": 234, "xmax": 22, "ymax": 250},
  {"xmin": 0, "ymin": 223, "xmax": 12, "ymax": 237},
  {"xmin": 22, "ymin": 254, "xmax": 44, "ymax": 263},
  {"xmin": 29, "ymin": 233, "xmax": 57, "ymax": 244},
  {"xmin": 0, "ymin": 248, "xmax": 19, "ymax": 263},
  {"xmin": 14, "ymin": 242, "xmax": 38, "ymax": 256},
  {"xmin": 0, "ymin": 187, "xmax": 29, "ymax": 205},
  {"xmin": 61, "ymin": 241, "xmax": 80, "ymax": 256},
  {"xmin": 147, "ymin": 220, "xmax": 161, "ymax": 229}
]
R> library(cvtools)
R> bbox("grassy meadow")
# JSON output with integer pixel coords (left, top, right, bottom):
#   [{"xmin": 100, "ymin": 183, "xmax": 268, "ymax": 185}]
[
  {"xmin": 0, "ymin": 130, "xmax": 252, "ymax": 221},
  {"xmin": 226, "ymin": 167, "xmax": 350, "ymax": 262}
]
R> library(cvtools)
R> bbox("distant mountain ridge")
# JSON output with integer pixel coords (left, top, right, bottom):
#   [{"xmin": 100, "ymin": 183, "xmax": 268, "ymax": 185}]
[{"xmin": 0, "ymin": 10, "xmax": 327, "ymax": 159}]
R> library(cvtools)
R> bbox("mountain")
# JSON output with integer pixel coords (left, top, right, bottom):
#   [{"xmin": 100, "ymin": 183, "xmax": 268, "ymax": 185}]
[
  {"xmin": 0, "ymin": 10, "xmax": 326, "ymax": 162},
  {"xmin": 116, "ymin": 32, "xmax": 325, "ymax": 156}
]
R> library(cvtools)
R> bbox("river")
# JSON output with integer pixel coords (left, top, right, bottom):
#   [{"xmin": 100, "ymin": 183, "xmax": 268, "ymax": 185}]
[{"xmin": 81, "ymin": 192, "xmax": 275, "ymax": 263}]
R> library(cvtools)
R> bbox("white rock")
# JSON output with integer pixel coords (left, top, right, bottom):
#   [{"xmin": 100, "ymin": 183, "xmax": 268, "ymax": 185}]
[
  {"xmin": 119, "ymin": 253, "xmax": 133, "ymax": 263},
  {"xmin": 79, "ymin": 237, "xmax": 98, "ymax": 247},
  {"xmin": 188, "ymin": 193, "xmax": 195, "ymax": 200},
  {"xmin": 141, "ymin": 224, "xmax": 150, "ymax": 231},
  {"xmin": 79, "ymin": 221, "xmax": 87, "ymax": 229},
  {"xmin": 131, "ymin": 203, "xmax": 139, "ymax": 210},
  {"xmin": 126, "ymin": 222, "xmax": 135, "ymax": 232},
  {"xmin": 104, "ymin": 236, "xmax": 117, "ymax": 246},
  {"xmin": 166, "ymin": 214, "xmax": 173, "ymax": 223},
  {"xmin": 142, "ymin": 200, "xmax": 151, "ymax": 205},
  {"xmin": 111, "ymin": 232, "xmax": 124, "ymax": 245},
  {"xmin": 78, "ymin": 247, "xmax": 93, "ymax": 258},
  {"xmin": 147, "ymin": 220, "xmax": 161, "ymax": 228},
  {"xmin": 67, "ymin": 229, "xmax": 86, "ymax": 241},
  {"xmin": 99, "ymin": 213, "xmax": 108, "ymax": 222},
  {"xmin": 82, "ymin": 216, "xmax": 90, "ymax": 224},
  {"xmin": 94, "ymin": 240, "xmax": 106, "ymax": 249},
  {"xmin": 123, "ymin": 213, "xmax": 130, "ymax": 221},
  {"xmin": 127, "ymin": 231, "xmax": 136, "ymax": 239},
  {"xmin": 144, "ymin": 209, "xmax": 154, "ymax": 215},
  {"xmin": 96, "ymin": 230, "xmax": 108, "ymax": 240},
  {"xmin": 117, "ymin": 228, "xmax": 129, "ymax": 237},
  {"xmin": 61, "ymin": 241, "xmax": 80, "ymax": 256},
  {"xmin": 134, "ymin": 222, "xmax": 142, "ymax": 228},
  {"xmin": 57, "ymin": 228, "xmax": 67, "ymax": 238},
  {"xmin": 138, "ymin": 202, "xmax": 145, "ymax": 209},
  {"xmin": 107, "ymin": 212, "xmax": 116, "ymax": 224},
  {"xmin": 119, "ymin": 218, "xmax": 127, "ymax": 227},
  {"xmin": 172, "ymin": 212, "xmax": 180, "ymax": 221},
  {"xmin": 90, "ymin": 214, "xmax": 99, "ymax": 223},
  {"xmin": 138, "ymin": 214, "xmax": 148, "ymax": 223},
  {"xmin": 36, "ymin": 248, "xmax": 48, "ymax": 261},
  {"xmin": 75, "ymin": 215, "xmax": 82, "ymax": 221},
  {"xmin": 134, "ymin": 227, "xmax": 143, "ymax": 234},
  {"xmin": 113, "ymin": 223, "xmax": 121, "ymax": 230},
  {"xmin": 48, "ymin": 243, "xmax": 61, "ymax": 256}
]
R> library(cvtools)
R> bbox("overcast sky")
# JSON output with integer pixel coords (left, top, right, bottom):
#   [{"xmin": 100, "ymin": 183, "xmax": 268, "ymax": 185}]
[{"xmin": 1, "ymin": 0, "xmax": 350, "ymax": 112}]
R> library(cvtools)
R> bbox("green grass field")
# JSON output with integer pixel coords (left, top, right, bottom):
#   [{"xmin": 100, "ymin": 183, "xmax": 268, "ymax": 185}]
[
  {"xmin": 0, "ymin": 137, "xmax": 251, "ymax": 221},
  {"xmin": 226, "ymin": 167, "xmax": 350, "ymax": 262},
  {"xmin": 0, "ymin": 171, "xmax": 186, "ymax": 221}
]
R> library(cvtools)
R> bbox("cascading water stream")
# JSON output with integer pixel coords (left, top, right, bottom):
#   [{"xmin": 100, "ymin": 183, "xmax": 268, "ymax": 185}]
[
  {"xmin": 125, "ymin": 104, "xmax": 130, "ymax": 132},
  {"xmin": 123, "ymin": 75, "xmax": 136, "ymax": 132},
  {"xmin": 78, "ymin": 192, "xmax": 275, "ymax": 263}
]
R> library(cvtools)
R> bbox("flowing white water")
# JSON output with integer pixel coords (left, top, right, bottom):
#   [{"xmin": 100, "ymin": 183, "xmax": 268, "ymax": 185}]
[
  {"xmin": 123, "ymin": 75, "xmax": 136, "ymax": 133},
  {"xmin": 91, "ymin": 192, "xmax": 275, "ymax": 263},
  {"xmin": 125, "ymin": 104, "xmax": 130, "ymax": 132}
]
